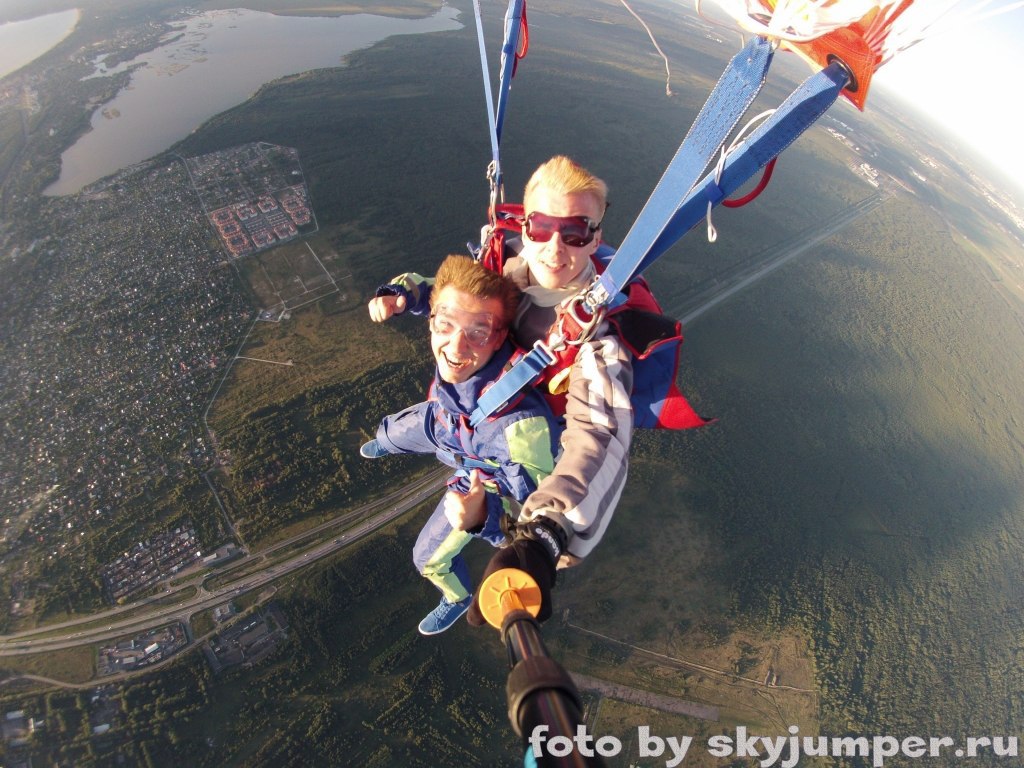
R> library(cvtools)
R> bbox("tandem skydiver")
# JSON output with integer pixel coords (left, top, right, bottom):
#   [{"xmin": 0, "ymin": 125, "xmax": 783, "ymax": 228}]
[{"xmin": 360, "ymin": 254, "xmax": 561, "ymax": 634}]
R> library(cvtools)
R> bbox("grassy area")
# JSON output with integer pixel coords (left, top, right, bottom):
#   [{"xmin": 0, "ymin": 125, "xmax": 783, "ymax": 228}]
[
  {"xmin": 190, "ymin": 611, "xmax": 216, "ymax": 639},
  {"xmin": 0, "ymin": 646, "xmax": 96, "ymax": 686}
]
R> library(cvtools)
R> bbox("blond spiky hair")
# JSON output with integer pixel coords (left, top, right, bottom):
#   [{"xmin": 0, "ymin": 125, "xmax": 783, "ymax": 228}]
[{"xmin": 523, "ymin": 155, "xmax": 608, "ymax": 214}]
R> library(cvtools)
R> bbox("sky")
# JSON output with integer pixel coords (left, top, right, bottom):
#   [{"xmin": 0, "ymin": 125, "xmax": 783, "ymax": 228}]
[
  {"xmin": 695, "ymin": 1, "xmax": 1024, "ymax": 191},
  {"xmin": 871, "ymin": 2, "xmax": 1024, "ymax": 187}
]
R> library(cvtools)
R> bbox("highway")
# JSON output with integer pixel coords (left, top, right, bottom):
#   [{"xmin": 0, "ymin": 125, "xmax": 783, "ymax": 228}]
[{"xmin": 0, "ymin": 467, "xmax": 448, "ymax": 658}]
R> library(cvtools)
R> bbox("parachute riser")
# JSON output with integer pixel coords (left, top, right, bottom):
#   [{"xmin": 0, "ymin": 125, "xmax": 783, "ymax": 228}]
[
  {"xmin": 644, "ymin": 59, "xmax": 851, "ymax": 264},
  {"xmin": 494, "ymin": 0, "xmax": 526, "ymax": 148},
  {"xmin": 589, "ymin": 36, "xmax": 775, "ymax": 308},
  {"xmin": 588, "ymin": 50, "xmax": 850, "ymax": 313},
  {"xmin": 474, "ymin": 0, "xmax": 528, "ymax": 225}
]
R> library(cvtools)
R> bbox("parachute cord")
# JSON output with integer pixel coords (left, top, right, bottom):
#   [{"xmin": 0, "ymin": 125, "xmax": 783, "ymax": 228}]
[
  {"xmin": 473, "ymin": 0, "xmax": 502, "ymax": 221},
  {"xmin": 706, "ymin": 109, "xmax": 777, "ymax": 243},
  {"xmin": 620, "ymin": 0, "xmax": 674, "ymax": 97}
]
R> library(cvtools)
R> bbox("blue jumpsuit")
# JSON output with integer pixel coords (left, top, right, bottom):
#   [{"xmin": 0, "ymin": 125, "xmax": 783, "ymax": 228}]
[{"xmin": 374, "ymin": 342, "xmax": 561, "ymax": 602}]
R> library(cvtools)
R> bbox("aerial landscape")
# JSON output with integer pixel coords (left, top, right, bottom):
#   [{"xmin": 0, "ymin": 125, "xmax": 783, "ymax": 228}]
[{"xmin": 1, "ymin": 0, "xmax": 1023, "ymax": 765}]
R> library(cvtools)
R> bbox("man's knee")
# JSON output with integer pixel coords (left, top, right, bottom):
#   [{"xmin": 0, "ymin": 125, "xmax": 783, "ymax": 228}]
[{"xmin": 411, "ymin": 543, "xmax": 431, "ymax": 574}]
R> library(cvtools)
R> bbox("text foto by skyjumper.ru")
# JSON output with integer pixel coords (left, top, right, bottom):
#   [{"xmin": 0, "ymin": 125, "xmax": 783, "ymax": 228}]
[{"xmin": 528, "ymin": 725, "xmax": 1020, "ymax": 768}]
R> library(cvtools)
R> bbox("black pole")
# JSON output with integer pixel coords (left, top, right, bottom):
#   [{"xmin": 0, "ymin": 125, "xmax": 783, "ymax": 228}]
[{"xmin": 501, "ymin": 609, "xmax": 605, "ymax": 768}]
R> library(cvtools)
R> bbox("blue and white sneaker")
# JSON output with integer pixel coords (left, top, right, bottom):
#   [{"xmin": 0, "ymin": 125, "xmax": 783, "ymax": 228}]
[
  {"xmin": 359, "ymin": 440, "xmax": 389, "ymax": 459},
  {"xmin": 417, "ymin": 595, "xmax": 472, "ymax": 635}
]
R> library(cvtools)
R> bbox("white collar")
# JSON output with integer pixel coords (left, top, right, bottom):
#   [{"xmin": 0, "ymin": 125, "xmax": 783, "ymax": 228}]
[{"xmin": 505, "ymin": 257, "xmax": 596, "ymax": 308}]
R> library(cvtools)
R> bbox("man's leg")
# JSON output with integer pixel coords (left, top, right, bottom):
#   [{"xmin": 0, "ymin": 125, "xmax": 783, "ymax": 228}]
[
  {"xmin": 361, "ymin": 401, "xmax": 437, "ymax": 458},
  {"xmin": 412, "ymin": 499, "xmax": 474, "ymax": 635}
]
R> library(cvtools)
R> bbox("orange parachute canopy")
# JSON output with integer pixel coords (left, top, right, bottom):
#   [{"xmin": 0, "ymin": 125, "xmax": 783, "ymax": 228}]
[{"xmin": 708, "ymin": 0, "xmax": 915, "ymax": 109}]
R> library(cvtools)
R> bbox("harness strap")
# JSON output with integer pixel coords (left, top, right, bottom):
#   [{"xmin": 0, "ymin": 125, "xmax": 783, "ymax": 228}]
[
  {"xmin": 587, "ymin": 35, "xmax": 774, "ymax": 311},
  {"xmin": 440, "ymin": 451, "xmax": 499, "ymax": 474},
  {"xmin": 470, "ymin": 340, "xmax": 557, "ymax": 427}
]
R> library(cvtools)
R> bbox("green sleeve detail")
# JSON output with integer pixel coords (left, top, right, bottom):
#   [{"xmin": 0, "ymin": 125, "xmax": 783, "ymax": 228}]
[
  {"xmin": 391, "ymin": 272, "xmax": 434, "ymax": 306},
  {"xmin": 505, "ymin": 416, "xmax": 556, "ymax": 487}
]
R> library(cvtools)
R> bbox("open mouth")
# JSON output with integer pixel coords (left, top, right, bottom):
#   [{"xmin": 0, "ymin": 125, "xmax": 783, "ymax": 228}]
[
  {"xmin": 538, "ymin": 261, "xmax": 567, "ymax": 275},
  {"xmin": 442, "ymin": 353, "xmax": 471, "ymax": 370}
]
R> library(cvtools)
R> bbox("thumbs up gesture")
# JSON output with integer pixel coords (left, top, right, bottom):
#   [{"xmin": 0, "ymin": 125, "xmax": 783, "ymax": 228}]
[
  {"xmin": 443, "ymin": 469, "xmax": 488, "ymax": 532},
  {"xmin": 368, "ymin": 293, "xmax": 407, "ymax": 322}
]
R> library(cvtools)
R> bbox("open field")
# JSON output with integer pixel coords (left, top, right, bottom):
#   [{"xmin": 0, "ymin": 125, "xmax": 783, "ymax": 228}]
[
  {"xmin": 0, "ymin": 646, "xmax": 96, "ymax": 687},
  {"xmin": 237, "ymin": 239, "xmax": 341, "ymax": 312}
]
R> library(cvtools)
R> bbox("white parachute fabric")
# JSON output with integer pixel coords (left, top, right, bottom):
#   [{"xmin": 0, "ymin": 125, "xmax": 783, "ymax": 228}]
[
  {"xmin": 704, "ymin": 0, "xmax": 1024, "ymax": 61},
  {"xmin": 713, "ymin": 0, "xmax": 892, "ymax": 41}
]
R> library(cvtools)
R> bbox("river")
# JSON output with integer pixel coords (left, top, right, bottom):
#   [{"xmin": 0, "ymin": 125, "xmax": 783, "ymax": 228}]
[
  {"xmin": 0, "ymin": 9, "xmax": 80, "ymax": 80},
  {"xmin": 44, "ymin": 6, "xmax": 462, "ymax": 196}
]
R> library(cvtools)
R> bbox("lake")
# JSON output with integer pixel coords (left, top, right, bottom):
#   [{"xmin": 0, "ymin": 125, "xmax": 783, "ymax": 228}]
[
  {"xmin": 45, "ymin": 6, "xmax": 463, "ymax": 196},
  {"xmin": 0, "ymin": 10, "xmax": 80, "ymax": 80}
]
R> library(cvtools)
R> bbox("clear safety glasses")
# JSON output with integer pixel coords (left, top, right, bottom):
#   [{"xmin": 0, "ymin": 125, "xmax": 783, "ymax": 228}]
[
  {"xmin": 523, "ymin": 211, "xmax": 601, "ymax": 248},
  {"xmin": 429, "ymin": 305, "xmax": 503, "ymax": 349}
]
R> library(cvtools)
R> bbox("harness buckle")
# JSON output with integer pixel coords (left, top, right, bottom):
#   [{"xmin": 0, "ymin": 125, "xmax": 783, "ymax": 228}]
[
  {"xmin": 583, "ymin": 281, "xmax": 611, "ymax": 312},
  {"xmin": 559, "ymin": 292, "xmax": 605, "ymax": 347},
  {"xmin": 532, "ymin": 335, "xmax": 563, "ymax": 365}
]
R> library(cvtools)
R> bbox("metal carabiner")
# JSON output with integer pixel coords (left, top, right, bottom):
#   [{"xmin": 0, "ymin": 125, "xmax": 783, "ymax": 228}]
[{"xmin": 558, "ymin": 292, "xmax": 604, "ymax": 347}]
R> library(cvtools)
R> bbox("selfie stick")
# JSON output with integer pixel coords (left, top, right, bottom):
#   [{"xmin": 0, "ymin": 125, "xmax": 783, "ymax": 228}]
[{"xmin": 477, "ymin": 568, "xmax": 605, "ymax": 768}]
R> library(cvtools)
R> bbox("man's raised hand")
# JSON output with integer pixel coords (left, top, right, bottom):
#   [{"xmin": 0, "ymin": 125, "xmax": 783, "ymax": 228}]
[{"xmin": 368, "ymin": 294, "xmax": 407, "ymax": 322}]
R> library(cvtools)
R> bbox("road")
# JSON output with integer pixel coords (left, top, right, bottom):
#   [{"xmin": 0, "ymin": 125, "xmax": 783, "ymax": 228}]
[{"xmin": 0, "ymin": 467, "xmax": 448, "ymax": 657}]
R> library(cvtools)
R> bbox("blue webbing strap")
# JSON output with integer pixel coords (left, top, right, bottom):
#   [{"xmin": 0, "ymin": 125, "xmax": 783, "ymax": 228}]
[
  {"xmin": 494, "ymin": 0, "xmax": 525, "ymax": 148},
  {"xmin": 644, "ymin": 62, "xmax": 850, "ymax": 266},
  {"xmin": 470, "ymin": 341, "xmax": 556, "ymax": 427},
  {"xmin": 590, "ymin": 35, "xmax": 774, "ymax": 310},
  {"xmin": 438, "ymin": 450, "xmax": 499, "ymax": 474}
]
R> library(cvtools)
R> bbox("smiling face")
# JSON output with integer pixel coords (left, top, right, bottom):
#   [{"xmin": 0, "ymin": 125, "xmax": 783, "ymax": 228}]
[
  {"xmin": 519, "ymin": 187, "xmax": 603, "ymax": 290},
  {"xmin": 430, "ymin": 284, "xmax": 507, "ymax": 384}
]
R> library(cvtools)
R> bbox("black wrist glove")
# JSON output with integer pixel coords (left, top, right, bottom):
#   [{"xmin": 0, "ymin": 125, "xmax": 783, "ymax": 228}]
[
  {"xmin": 374, "ymin": 284, "xmax": 404, "ymax": 298},
  {"xmin": 468, "ymin": 517, "xmax": 566, "ymax": 626}
]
